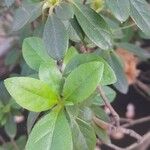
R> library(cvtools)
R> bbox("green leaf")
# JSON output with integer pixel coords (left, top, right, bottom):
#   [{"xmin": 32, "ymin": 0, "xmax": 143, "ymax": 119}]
[
  {"xmin": 106, "ymin": 0, "xmax": 130, "ymax": 22},
  {"xmin": 64, "ymin": 53, "xmax": 116, "ymax": 86},
  {"xmin": 2, "ymin": 136, "xmax": 27, "ymax": 150},
  {"xmin": 4, "ymin": 115, "xmax": 17, "ymax": 139},
  {"xmin": 21, "ymin": 62, "xmax": 36, "ymax": 76},
  {"xmin": 43, "ymin": 14, "xmax": 69, "ymax": 60},
  {"xmin": 104, "ymin": 17, "xmax": 124, "ymax": 39},
  {"xmin": 91, "ymin": 105, "xmax": 109, "ymax": 122},
  {"xmin": 26, "ymin": 107, "xmax": 73, "ymax": 150},
  {"xmin": 0, "ymin": 81, "xmax": 10, "ymax": 104},
  {"xmin": 138, "ymin": 30, "xmax": 150, "ymax": 39},
  {"xmin": 33, "ymin": 22, "xmax": 45, "ymax": 37},
  {"xmin": 63, "ymin": 61, "xmax": 104, "ymax": 103},
  {"xmin": 27, "ymin": 112, "xmax": 40, "ymax": 134},
  {"xmin": 107, "ymin": 51, "xmax": 128, "ymax": 94},
  {"xmin": 73, "ymin": 2, "xmax": 112, "ymax": 50},
  {"xmin": 63, "ymin": 46, "xmax": 78, "ymax": 66},
  {"xmin": 69, "ymin": 17, "xmax": 85, "ymax": 42},
  {"xmin": 12, "ymin": 2, "xmax": 42, "ymax": 31},
  {"xmin": 55, "ymin": 2, "xmax": 74, "ymax": 20},
  {"xmin": 4, "ymin": 77, "xmax": 58, "ymax": 112},
  {"xmin": 129, "ymin": 0, "xmax": 150, "ymax": 35},
  {"xmin": 88, "ymin": 86, "xmax": 116, "ymax": 106},
  {"xmin": 117, "ymin": 42, "xmax": 150, "ymax": 60},
  {"xmin": 66, "ymin": 105, "xmax": 80, "ymax": 117},
  {"xmin": 39, "ymin": 62, "xmax": 62, "ymax": 94},
  {"xmin": 22, "ymin": 37, "xmax": 54, "ymax": 71},
  {"xmin": 0, "ymin": 146, "xmax": 4, "ymax": 150},
  {"xmin": 27, "ymin": 0, "xmax": 42, "ymax": 3},
  {"xmin": 121, "ymin": 25, "xmax": 134, "ymax": 42},
  {"xmin": 70, "ymin": 118, "xmax": 96, "ymax": 150},
  {"xmin": 93, "ymin": 123, "xmax": 110, "ymax": 143},
  {"xmin": 78, "ymin": 107, "xmax": 93, "ymax": 122},
  {"xmin": 16, "ymin": 136, "xmax": 27, "ymax": 150},
  {"xmin": 4, "ymin": 49, "xmax": 20, "ymax": 66},
  {"xmin": 91, "ymin": 106, "xmax": 110, "ymax": 143}
]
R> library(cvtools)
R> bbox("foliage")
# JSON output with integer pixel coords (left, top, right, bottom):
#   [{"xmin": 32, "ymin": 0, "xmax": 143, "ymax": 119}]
[{"xmin": 1, "ymin": 0, "xmax": 150, "ymax": 149}]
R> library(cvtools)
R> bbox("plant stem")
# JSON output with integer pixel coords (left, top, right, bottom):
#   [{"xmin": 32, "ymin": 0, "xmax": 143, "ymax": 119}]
[
  {"xmin": 120, "ymin": 118, "xmax": 132, "ymax": 123},
  {"xmin": 103, "ymin": 142, "xmax": 124, "ymax": 150},
  {"xmin": 122, "ymin": 116, "xmax": 150, "ymax": 128},
  {"xmin": 93, "ymin": 116, "xmax": 142, "ymax": 142},
  {"xmin": 97, "ymin": 86, "xmax": 120, "ymax": 127},
  {"xmin": 135, "ymin": 80, "xmax": 150, "ymax": 96},
  {"xmin": 125, "ymin": 132, "xmax": 150, "ymax": 150}
]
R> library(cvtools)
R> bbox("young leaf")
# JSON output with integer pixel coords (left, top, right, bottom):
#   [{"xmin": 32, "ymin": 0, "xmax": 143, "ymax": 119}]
[
  {"xmin": 4, "ymin": 77, "xmax": 58, "ymax": 112},
  {"xmin": 12, "ymin": 2, "xmax": 42, "ymax": 31},
  {"xmin": 73, "ymin": 2, "xmax": 112, "ymax": 50},
  {"xmin": 39, "ymin": 62, "xmax": 62, "ymax": 94},
  {"xmin": 43, "ymin": 14, "xmax": 69, "ymax": 60},
  {"xmin": 26, "ymin": 107, "xmax": 73, "ymax": 150},
  {"xmin": 91, "ymin": 0, "xmax": 104, "ymax": 12},
  {"xmin": 106, "ymin": 0, "xmax": 130, "ymax": 22},
  {"xmin": 129, "ymin": 0, "xmax": 150, "ymax": 35},
  {"xmin": 22, "ymin": 37, "xmax": 54, "ymax": 71},
  {"xmin": 70, "ymin": 118, "xmax": 96, "ymax": 150},
  {"xmin": 63, "ymin": 61, "xmax": 104, "ymax": 103},
  {"xmin": 64, "ymin": 53, "xmax": 116, "ymax": 86}
]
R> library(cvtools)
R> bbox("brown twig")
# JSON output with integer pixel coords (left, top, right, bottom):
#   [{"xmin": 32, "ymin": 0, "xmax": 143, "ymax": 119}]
[
  {"xmin": 102, "ymin": 142, "xmax": 124, "ymax": 150},
  {"xmin": 79, "ymin": 44, "xmax": 87, "ymax": 53},
  {"xmin": 125, "ymin": 132, "xmax": 150, "ymax": 150},
  {"xmin": 97, "ymin": 86, "xmax": 120, "ymax": 127},
  {"xmin": 122, "ymin": 116, "xmax": 150, "ymax": 128},
  {"xmin": 135, "ymin": 80, "xmax": 150, "ymax": 97},
  {"xmin": 120, "ymin": 118, "xmax": 132, "ymax": 123},
  {"xmin": 101, "ymin": 132, "xmax": 150, "ymax": 150},
  {"xmin": 93, "ymin": 116, "xmax": 142, "ymax": 142}
]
